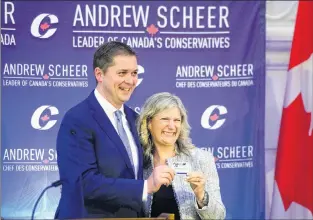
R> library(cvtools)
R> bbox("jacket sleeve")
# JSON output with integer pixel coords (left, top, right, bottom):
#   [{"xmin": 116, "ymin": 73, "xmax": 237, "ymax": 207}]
[
  {"xmin": 57, "ymin": 113, "xmax": 144, "ymax": 212},
  {"xmin": 195, "ymin": 150, "xmax": 226, "ymax": 219}
]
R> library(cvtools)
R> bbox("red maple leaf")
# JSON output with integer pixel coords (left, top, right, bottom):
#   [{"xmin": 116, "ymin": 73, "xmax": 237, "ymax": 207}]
[
  {"xmin": 212, "ymin": 75, "xmax": 219, "ymax": 81},
  {"xmin": 41, "ymin": 114, "xmax": 50, "ymax": 122},
  {"xmin": 275, "ymin": 94, "xmax": 313, "ymax": 215},
  {"xmin": 40, "ymin": 22, "xmax": 50, "ymax": 31},
  {"xmin": 43, "ymin": 159, "xmax": 50, "ymax": 164},
  {"xmin": 210, "ymin": 113, "xmax": 219, "ymax": 121},
  {"xmin": 146, "ymin": 24, "xmax": 159, "ymax": 36},
  {"xmin": 42, "ymin": 74, "xmax": 49, "ymax": 80}
]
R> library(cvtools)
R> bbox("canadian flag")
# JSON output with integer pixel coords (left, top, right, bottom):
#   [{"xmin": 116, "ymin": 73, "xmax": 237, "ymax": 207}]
[{"xmin": 270, "ymin": 1, "xmax": 313, "ymax": 219}]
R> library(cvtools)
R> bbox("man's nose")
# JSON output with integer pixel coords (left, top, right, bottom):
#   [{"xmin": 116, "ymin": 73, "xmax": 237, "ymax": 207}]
[{"xmin": 124, "ymin": 74, "xmax": 137, "ymax": 84}]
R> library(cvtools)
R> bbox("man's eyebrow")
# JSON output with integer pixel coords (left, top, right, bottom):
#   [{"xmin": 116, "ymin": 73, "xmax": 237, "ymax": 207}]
[
  {"xmin": 117, "ymin": 69, "xmax": 138, "ymax": 72},
  {"xmin": 117, "ymin": 69, "xmax": 128, "ymax": 72}
]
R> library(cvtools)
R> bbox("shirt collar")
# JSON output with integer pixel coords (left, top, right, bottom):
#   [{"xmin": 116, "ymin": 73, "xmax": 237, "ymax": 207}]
[{"xmin": 94, "ymin": 88, "xmax": 125, "ymax": 116}]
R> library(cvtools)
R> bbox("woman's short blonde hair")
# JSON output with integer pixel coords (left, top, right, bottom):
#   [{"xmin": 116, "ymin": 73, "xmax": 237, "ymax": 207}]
[{"xmin": 136, "ymin": 92, "xmax": 195, "ymax": 158}]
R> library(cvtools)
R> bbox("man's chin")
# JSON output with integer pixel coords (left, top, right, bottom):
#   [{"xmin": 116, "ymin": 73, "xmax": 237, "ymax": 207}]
[
  {"xmin": 122, "ymin": 91, "xmax": 133, "ymax": 97},
  {"xmin": 119, "ymin": 96, "xmax": 131, "ymax": 103}
]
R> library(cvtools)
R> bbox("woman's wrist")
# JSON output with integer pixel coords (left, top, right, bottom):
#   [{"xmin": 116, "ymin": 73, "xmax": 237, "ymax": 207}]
[
  {"xmin": 196, "ymin": 191, "xmax": 205, "ymax": 203},
  {"xmin": 197, "ymin": 191, "xmax": 209, "ymax": 208}
]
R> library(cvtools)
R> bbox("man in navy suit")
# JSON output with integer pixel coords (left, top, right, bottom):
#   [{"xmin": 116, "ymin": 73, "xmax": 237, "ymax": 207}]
[{"xmin": 55, "ymin": 41, "xmax": 175, "ymax": 219}]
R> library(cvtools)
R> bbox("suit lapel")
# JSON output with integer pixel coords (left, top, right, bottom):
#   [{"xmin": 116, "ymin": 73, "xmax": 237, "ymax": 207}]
[
  {"xmin": 87, "ymin": 92, "xmax": 135, "ymax": 175},
  {"xmin": 124, "ymin": 106, "xmax": 144, "ymax": 180}
]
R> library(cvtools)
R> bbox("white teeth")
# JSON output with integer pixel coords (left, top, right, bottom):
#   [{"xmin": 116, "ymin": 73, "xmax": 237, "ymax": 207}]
[
  {"xmin": 163, "ymin": 132, "xmax": 175, "ymax": 135},
  {"xmin": 120, "ymin": 88, "xmax": 130, "ymax": 91}
]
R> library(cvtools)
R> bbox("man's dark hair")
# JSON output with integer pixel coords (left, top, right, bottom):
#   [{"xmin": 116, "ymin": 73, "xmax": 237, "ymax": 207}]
[{"xmin": 93, "ymin": 41, "xmax": 137, "ymax": 73}]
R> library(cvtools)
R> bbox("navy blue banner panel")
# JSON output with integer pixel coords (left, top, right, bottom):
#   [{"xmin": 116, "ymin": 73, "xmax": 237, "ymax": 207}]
[{"xmin": 1, "ymin": 1, "xmax": 265, "ymax": 219}]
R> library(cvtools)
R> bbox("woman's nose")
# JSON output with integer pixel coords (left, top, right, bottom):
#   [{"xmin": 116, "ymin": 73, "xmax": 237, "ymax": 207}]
[{"xmin": 167, "ymin": 120, "xmax": 175, "ymax": 129}]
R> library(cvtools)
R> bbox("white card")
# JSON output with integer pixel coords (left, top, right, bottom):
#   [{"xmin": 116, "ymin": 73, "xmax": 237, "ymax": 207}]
[{"xmin": 172, "ymin": 162, "xmax": 191, "ymax": 175}]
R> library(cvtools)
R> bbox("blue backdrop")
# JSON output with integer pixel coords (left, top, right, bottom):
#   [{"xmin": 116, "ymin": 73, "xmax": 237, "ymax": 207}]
[{"xmin": 1, "ymin": 1, "xmax": 265, "ymax": 219}]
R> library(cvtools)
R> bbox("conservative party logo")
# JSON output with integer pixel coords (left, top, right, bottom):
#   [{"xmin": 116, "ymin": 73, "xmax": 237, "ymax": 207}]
[
  {"xmin": 201, "ymin": 105, "xmax": 227, "ymax": 129},
  {"xmin": 30, "ymin": 13, "xmax": 59, "ymax": 39},
  {"xmin": 31, "ymin": 105, "xmax": 59, "ymax": 130}
]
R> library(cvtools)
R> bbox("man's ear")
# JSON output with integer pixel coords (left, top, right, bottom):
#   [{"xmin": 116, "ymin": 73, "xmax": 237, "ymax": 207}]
[{"xmin": 95, "ymin": 67, "xmax": 103, "ymax": 83}]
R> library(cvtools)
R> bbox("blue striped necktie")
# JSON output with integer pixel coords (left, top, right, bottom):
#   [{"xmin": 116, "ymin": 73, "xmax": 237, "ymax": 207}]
[{"xmin": 114, "ymin": 110, "xmax": 135, "ymax": 174}]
